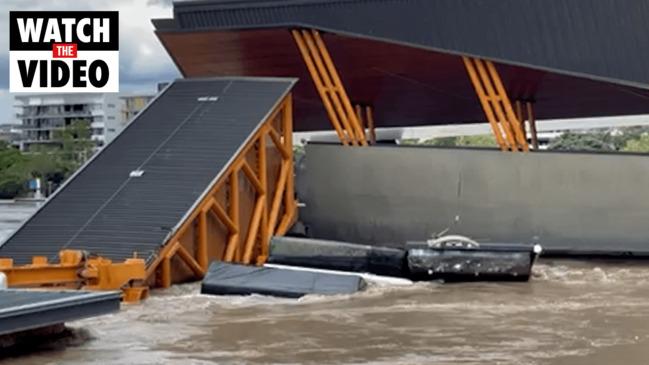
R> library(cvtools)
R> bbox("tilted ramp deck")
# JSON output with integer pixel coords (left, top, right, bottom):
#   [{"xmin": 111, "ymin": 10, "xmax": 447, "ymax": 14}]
[{"xmin": 0, "ymin": 78, "xmax": 297, "ymax": 288}]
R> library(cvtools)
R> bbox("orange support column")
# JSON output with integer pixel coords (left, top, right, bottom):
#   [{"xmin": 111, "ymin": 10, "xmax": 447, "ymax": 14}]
[
  {"xmin": 311, "ymin": 30, "xmax": 367, "ymax": 144},
  {"xmin": 196, "ymin": 211, "xmax": 208, "ymax": 271},
  {"xmin": 527, "ymin": 101, "xmax": 539, "ymax": 149},
  {"xmin": 515, "ymin": 99, "xmax": 540, "ymax": 150},
  {"xmin": 463, "ymin": 56, "xmax": 529, "ymax": 152},
  {"xmin": 515, "ymin": 100, "xmax": 525, "ymax": 137},
  {"xmin": 160, "ymin": 256, "xmax": 171, "ymax": 288},
  {"xmin": 258, "ymin": 126, "xmax": 270, "ymax": 262},
  {"xmin": 277, "ymin": 96, "xmax": 297, "ymax": 235},
  {"xmin": 354, "ymin": 104, "xmax": 377, "ymax": 145},
  {"xmin": 292, "ymin": 30, "xmax": 351, "ymax": 145},
  {"xmin": 365, "ymin": 106, "xmax": 376, "ymax": 145},
  {"xmin": 355, "ymin": 105, "xmax": 364, "ymax": 132},
  {"xmin": 292, "ymin": 28, "xmax": 368, "ymax": 146},
  {"xmin": 486, "ymin": 62, "xmax": 529, "ymax": 151},
  {"xmin": 224, "ymin": 171, "xmax": 240, "ymax": 262}
]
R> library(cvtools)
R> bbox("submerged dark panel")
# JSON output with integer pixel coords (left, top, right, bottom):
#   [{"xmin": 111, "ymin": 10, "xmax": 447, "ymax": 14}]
[
  {"xmin": 0, "ymin": 77, "xmax": 295, "ymax": 264},
  {"xmin": 300, "ymin": 144, "xmax": 649, "ymax": 255},
  {"xmin": 0, "ymin": 290, "xmax": 120, "ymax": 335},
  {"xmin": 201, "ymin": 261, "xmax": 366, "ymax": 298},
  {"xmin": 164, "ymin": 0, "xmax": 649, "ymax": 89}
]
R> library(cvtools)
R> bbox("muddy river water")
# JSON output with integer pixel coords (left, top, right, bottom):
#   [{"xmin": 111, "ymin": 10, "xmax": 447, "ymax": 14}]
[{"xmin": 2, "ymin": 202, "xmax": 649, "ymax": 365}]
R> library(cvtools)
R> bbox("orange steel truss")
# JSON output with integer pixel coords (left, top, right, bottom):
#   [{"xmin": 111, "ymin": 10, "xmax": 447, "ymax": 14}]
[
  {"xmin": 0, "ymin": 250, "xmax": 148, "ymax": 302},
  {"xmin": 355, "ymin": 104, "xmax": 377, "ymax": 145},
  {"xmin": 0, "ymin": 94, "xmax": 297, "ymax": 302},
  {"xmin": 515, "ymin": 100, "xmax": 540, "ymax": 150},
  {"xmin": 463, "ymin": 56, "xmax": 529, "ymax": 152},
  {"xmin": 292, "ymin": 29, "xmax": 368, "ymax": 146},
  {"xmin": 147, "ymin": 94, "xmax": 297, "ymax": 289}
]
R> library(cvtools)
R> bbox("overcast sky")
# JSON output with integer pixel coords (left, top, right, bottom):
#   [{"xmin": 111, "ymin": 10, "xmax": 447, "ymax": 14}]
[{"xmin": 0, "ymin": 0, "xmax": 180, "ymax": 124}]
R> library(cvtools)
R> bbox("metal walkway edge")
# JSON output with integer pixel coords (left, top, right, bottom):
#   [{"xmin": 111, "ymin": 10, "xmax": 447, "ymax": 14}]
[
  {"xmin": 0, "ymin": 290, "xmax": 120, "ymax": 336},
  {"xmin": 0, "ymin": 77, "xmax": 297, "ymax": 297}
]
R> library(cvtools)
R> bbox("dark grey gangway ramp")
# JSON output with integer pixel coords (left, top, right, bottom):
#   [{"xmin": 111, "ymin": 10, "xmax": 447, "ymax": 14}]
[
  {"xmin": 0, "ymin": 77, "xmax": 295, "ymax": 265},
  {"xmin": 201, "ymin": 262, "xmax": 366, "ymax": 298},
  {"xmin": 0, "ymin": 290, "xmax": 120, "ymax": 336}
]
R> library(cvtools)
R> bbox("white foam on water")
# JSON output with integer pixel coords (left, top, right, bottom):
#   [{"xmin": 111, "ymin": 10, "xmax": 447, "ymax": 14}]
[
  {"xmin": 5, "ymin": 201, "xmax": 649, "ymax": 365},
  {"xmin": 263, "ymin": 263, "xmax": 414, "ymax": 286}
]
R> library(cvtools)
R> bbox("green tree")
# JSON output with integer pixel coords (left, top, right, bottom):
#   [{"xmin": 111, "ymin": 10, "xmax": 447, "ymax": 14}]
[
  {"xmin": 420, "ymin": 137, "xmax": 458, "ymax": 147},
  {"xmin": 0, "ymin": 142, "xmax": 30, "ymax": 199},
  {"xmin": 293, "ymin": 144, "xmax": 305, "ymax": 163},
  {"xmin": 26, "ymin": 119, "xmax": 94, "ymax": 184},
  {"xmin": 547, "ymin": 132, "xmax": 614, "ymax": 152},
  {"xmin": 609, "ymin": 126, "xmax": 649, "ymax": 150},
  {"xmin": 25, "ymin": 149, "xmax": 68, "ymax": 185},
  {"xmin": 53, "ymin": 119, "xmax": 95, "ymax": 172},
  {"xmin": 455, "ymin": 135, "xmax": 497, "ymax": 147},
  {"xmin": 622, "ymin": 134, "xmax": 649, "ymax": 153},
  {"xmin": 415, "ymin": 134, "xmax": 497, "ymax": 147},
  {"xmin": 0, "ymin": 119, "xmax": 96, "ymax": 198},
  {"xmin": 399, "ymin": 138, "xmax": 421, "ymax": 145},
  {"xmin": 547, "ymin": 127, "xmax": 649, "ymax": 152}
]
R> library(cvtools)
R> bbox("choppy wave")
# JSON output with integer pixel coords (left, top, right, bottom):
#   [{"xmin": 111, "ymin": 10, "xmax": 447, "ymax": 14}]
[
  {"xmin": 4, "ymin": 202, "xmax": 649, "ymax": 365},
  {"xmin": 7, "ymin": 260, "xmax": 649, "ymax": 365}
]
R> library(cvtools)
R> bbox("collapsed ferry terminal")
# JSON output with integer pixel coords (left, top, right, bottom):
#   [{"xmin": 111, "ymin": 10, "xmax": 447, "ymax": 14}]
[{"xmin": 3, "ymin": 0, "xmax": 649, "ymax": 344}]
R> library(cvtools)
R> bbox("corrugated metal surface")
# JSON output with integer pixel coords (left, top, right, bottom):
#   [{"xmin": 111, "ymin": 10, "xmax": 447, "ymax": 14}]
[
  {"xmin": 0, "ymin": 77, "xmax": 295, "ymax": 265},
  {"xmin": 159, "ymin": 0, "xmax": 649, "ymax": 89},
  {"xmin": 0, "ymin": 290, "xmax": 118, "ymax": 312},
  {"xmin": 0, "ymin": 290, "xmax": 120, "ymax": 335}
]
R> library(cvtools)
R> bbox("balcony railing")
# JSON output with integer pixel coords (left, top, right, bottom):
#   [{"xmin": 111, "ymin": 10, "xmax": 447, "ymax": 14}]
[{"xmin": 16, "ymin": 110, "xmax": 93, "ymax": 119}]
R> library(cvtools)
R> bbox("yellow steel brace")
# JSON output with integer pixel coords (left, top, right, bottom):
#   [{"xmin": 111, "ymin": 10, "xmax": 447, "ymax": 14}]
[
  {"xmin": 292, "ymin": 28, "xmax": 368, "ymax": 146},
  {"xmin": 463, "ymin": 56, "xmax": 529, "ymax": 152},
  {"xmin": 0, "ymin": 250, "xmax": 148, "ymax": 303},
  {"xmin": 0, "ymin": 94, "xmax": 298, "ymax": 301}
]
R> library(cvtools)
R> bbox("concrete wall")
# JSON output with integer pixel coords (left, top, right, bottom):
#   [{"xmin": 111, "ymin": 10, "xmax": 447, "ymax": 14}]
[{"xmin": 299, "ymin": 144, "xmax": 649, "ymax": 255}]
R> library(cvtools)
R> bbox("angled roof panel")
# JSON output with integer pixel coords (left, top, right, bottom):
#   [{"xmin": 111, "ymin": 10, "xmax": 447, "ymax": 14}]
[{"xmin": 0, "ymin": 77, "xmax": 295, "ymax": 265}]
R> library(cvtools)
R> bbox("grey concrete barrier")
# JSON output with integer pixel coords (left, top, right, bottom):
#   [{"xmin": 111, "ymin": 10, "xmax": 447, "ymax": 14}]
[{"xmin": 299, "ymin": 143, "xmax": 649, "ymax": 256}]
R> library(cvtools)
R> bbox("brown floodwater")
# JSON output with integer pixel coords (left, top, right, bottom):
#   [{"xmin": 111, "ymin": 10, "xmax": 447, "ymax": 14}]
[{"xmin": 2, "ymin": 203, "xmax": 649, "ymax": 364}]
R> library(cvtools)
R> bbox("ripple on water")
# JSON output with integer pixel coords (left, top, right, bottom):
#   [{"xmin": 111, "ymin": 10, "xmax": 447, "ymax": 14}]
[{"xmin": 3, "ymin": 199, "xmax": 649, "ymax": 365}]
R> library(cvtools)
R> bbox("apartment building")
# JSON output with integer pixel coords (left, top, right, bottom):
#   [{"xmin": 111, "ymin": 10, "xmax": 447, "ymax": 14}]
[
  {"xmin": 14, "ymin": 93, "xmax": 122, "ymax": 151},
  {"xmin": 118, "ymin": 94, "xmax": 156, "ymax": 136}
]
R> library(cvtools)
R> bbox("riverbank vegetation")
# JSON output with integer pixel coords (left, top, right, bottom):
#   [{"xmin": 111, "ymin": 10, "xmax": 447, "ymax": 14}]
[
  {"xmin": 0, "ymin": 121, "xmax": 94, "ymax": 199},
  {"xmin": 4, "ymin": 124, "xmax": 649, "ymax": 198},
  {"xmin": 404, "ymin": 126, "xmax": 649, "ymax": 153}
]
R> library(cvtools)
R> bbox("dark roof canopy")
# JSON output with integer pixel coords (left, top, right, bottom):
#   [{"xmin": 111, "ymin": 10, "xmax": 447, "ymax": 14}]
[
  {"xmin": 154, "ymin": 0, "xmax": 649, "ymax": 131},
  {"xmin": 159, "ymin": 0, "xmax": 649, "ymax": 89}
]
